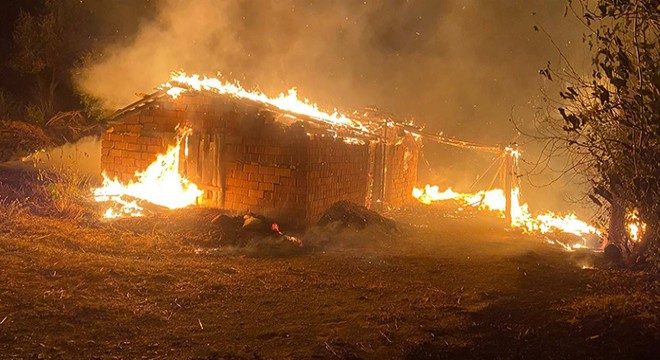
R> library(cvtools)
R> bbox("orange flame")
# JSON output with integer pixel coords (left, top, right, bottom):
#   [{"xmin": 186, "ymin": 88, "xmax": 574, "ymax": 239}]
[
  {"xmin": 412, "ymin": 185, "xmax": 508, "ymax": 212},
  {"xmin": 93, "ymin": 133, "xmax": 202, "ymax": 219},
  {"xmin": 412, "ymin": 184, "xmax": 600, "ymax": 240},
  {"xmin": 626, "ymin": 211, "xmax": 646, "ymax": 242},
  {"xmin": 163, "ymin": 72, "xmax": 371, "ymax": 134}
]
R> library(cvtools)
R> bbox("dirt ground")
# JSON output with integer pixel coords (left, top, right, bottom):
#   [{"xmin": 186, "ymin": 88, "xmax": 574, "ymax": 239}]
[{"xmin": 0, "ymin": 169, "xmax": 659, "ymax": 359}]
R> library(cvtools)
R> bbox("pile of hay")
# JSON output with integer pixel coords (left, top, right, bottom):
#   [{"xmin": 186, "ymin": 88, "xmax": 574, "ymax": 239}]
[{"xmin": 317, "ymin": 201, "xmax": 397, "ymax": 234}]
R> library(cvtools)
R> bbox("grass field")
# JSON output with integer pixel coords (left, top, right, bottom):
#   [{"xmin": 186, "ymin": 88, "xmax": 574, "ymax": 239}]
[{"xmin": 0, "ymin": 165, "xmax": 658, "ymax": 359}]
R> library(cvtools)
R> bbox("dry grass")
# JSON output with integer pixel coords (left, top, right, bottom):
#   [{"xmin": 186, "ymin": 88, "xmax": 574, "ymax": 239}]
[
  {"xmin": 29, "ymin": 168, "xmax": 95, "ymax": 219},
  {"xmin": 0, "ymin": 197, "xmax": 27, "ymax": 228},
  {"xmin": 0, "ymin": 164, "xmax": 96, "ymax": 221},
  {"xmin": 562, "ymin": 269, "xmax": 660, "ymax": 330},
  {"xmin": 0, "ymin": 166, "xmax": 659, "ymax": 359}
]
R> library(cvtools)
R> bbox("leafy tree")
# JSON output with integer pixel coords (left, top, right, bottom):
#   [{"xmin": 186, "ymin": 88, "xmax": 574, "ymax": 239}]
[
  {"xmin": 537, "ymin": 0, "xmax": 659, "ymax": 267},
  {"xmin": 11, "ymin": 0, "xmax": 78, "ymax": 120},
  {"xmin": 7, "ymin": 0, "xmax": 157, "ymax": 123}
]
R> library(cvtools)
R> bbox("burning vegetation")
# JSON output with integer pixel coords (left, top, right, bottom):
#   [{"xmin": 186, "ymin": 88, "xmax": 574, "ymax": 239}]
[
  {"xmin": 410, "ymin": 146, "xmax": 603, "ymax": 252},
  {"xmin": 414, "ymin": 185, "xmax": 597, "ymax": 237}
]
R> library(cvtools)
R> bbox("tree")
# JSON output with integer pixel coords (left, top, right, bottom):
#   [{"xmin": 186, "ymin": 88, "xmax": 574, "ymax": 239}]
[
  {"xmin": 11, "ymin": 0, "xmax": 77, "ymax": 121},
  {"xmin": 7, "ymin": 0, "xmax": 156, "ymax": 123},
  {"xmin": 536, "ymin": 0, "xmax": 659, "ymax": 267}
]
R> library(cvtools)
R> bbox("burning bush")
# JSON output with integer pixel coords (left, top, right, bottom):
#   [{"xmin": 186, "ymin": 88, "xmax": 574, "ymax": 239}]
[{"xmin": 535, "ymin": 0, "xmax": 659, "ymax": 267}]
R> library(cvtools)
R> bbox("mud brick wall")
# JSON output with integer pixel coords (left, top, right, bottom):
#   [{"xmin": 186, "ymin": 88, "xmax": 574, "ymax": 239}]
[
  {"xmin": 163, "ymin": 94, "xmax": 311, "ymax": 226},
  {"xmin": 217, "ymin": 115, "xmax": 369, "ymax": 226},
  {"xmin": 101, "ymin": 94, "xmax": 227, "ymax": 183},
  {"xmin": 175, "ymin": 93, "xmax": 374, "ymax": 226},
  {"xmin": 220, "ymin": 121, "xmax": 309, "ymax": 225},
  {"xmin": 383, "ymin": 135, "xmax": 419, "ymax": 209},
  {"xmin": 100, "ymin": 121, "xmax": 171, "ymax": 182},
  {"xmin": 305, "ymin": 136, "xmax": 370, "ymax": 224},
  {"xmin": 100, "ymin": 93, "xmax": 191, "ymax": 181}
]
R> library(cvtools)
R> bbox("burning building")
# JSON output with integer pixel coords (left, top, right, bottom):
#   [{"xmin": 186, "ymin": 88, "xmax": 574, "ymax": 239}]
[{"xmin": 99, "ymin": 74, "xmax": 419, "ymax": 226}]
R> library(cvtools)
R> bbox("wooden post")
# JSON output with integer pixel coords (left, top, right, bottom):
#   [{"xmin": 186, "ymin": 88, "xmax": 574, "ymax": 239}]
[
  {"xmin": 379, "ymin": 121, "xmax": 388, "ymax": 211},
  {"xmin": 218, "ymin": 131, "xmax": 226, "ymax": 208},
  {"xmin": 504, "ymin": 151, "xmax": 512, "ymax": 225},
  {"xmin": 370, "ymin": 122, "xmax": 388, "ymax": 212},
  {"xmin": 366, "ymin": 142, "xmax": 377, "ymax": 208},
  {"xmin": 499, "ymin": 147, "xmax": 506, "ymax": 191}
]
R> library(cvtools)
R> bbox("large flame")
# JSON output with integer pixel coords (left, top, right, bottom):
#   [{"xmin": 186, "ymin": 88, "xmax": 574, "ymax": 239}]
[
  {"xmin": 163, "ymin": 72, "xmax": 371, "ymax": 134},
  {"xmin": 412, "ymin": 183, "xmax": 651, "ymax": 252},
  {"xmin": 412, "ymin": 185, "xmax": 508, "ymax": 212},
  {"xmin": 93, "ymin": 136, "xmax": 203, "ymax": 219},
  {"xmin": 412, "ymin": 184, "xmax": 600, "ymax": 240}
]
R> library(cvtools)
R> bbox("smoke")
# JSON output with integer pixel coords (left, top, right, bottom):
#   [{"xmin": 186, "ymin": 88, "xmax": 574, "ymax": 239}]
[
  {"xmin": 76, "ymin": 0, "xmax": 590, "ymax": 215},
  {"xmin": 22, "ymin": 136, "xmax": 102, "ymax": 179}
]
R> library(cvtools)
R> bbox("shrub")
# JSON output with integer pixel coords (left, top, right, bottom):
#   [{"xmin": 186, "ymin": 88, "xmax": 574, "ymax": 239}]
[{"xmin": 25, "ymin": 104, "xmax": 47, "ymax": 125}]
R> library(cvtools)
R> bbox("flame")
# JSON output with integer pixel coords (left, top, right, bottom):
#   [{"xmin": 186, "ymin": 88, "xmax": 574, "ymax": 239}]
[
  {"xmin": 529, "ymin": 212, "xmax": 598, "ymax": 237},
  {"xmin": 412, "ymin": 184, "xmax": 600, "ymax": 240},
  {"xmin": 626, "ymin": 211, "xmax": 646, "ymax": 242},
  {"xmin": 163, "ymin": 72, "xmax": 371, "ymax": 134},
  {"xmin": 412, "ymin": 185, "xmax": 461, "ymax": 204},
  {"xmin": 412, "ymin": 185, "xmax": 513, "ymax": 213},
  {"xmin": 412, "ymin": 145, "xmax": 601, "ymax": 249},
  {"xmin": 93, "ymin": 135, "xmax": 203, "ymax": 218}
]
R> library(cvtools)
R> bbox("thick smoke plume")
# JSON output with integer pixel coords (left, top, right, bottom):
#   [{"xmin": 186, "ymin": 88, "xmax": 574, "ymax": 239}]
[{"xmin": 77, "ymin": 0, "xmax": 589, "ymax": 215}]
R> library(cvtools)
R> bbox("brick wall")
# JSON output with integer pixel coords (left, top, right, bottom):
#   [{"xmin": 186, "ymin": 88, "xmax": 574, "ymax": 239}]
[
  {"xmin": 100, "ymin": 120, "xmax": 169, "ymax": 182},
  {"xmin": 305, "ymin": 136, "xmax": 370, "ymax": 224},
  {"xmin": 220, "ymin": 120, "xmax": 309, "ymax": 225},
  {"xmin": 383, "ymin": 134, "xmax": 419, "ymax": 209},
  {"xmin": 100, "ymin": 94, "xmax": 192, "ymax": 181}
]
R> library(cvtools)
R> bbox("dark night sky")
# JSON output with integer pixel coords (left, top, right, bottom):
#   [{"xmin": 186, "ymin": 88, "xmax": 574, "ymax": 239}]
[{"xmin": 1, "ymin": 0, "xmax": 592, "ymax": 215}]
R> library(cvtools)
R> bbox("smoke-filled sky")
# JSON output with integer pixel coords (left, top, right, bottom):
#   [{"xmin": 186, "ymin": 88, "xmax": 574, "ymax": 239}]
[{"xmin": 78, "ymin": 0, "xmax": 592, "ymax": 215}]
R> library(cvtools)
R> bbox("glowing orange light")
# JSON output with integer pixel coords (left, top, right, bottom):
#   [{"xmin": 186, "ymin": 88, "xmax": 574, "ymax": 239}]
[
  {"xmin": 163, "ymin": 72, "xmax": 371, "ymax": 134},
  {"xmin": 412, "ymin": 184, "xmax": 600, "ymax": 240},
  {"xmin": 93, "ymin": 132, "xmax": 202, "ymax": 218}
]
